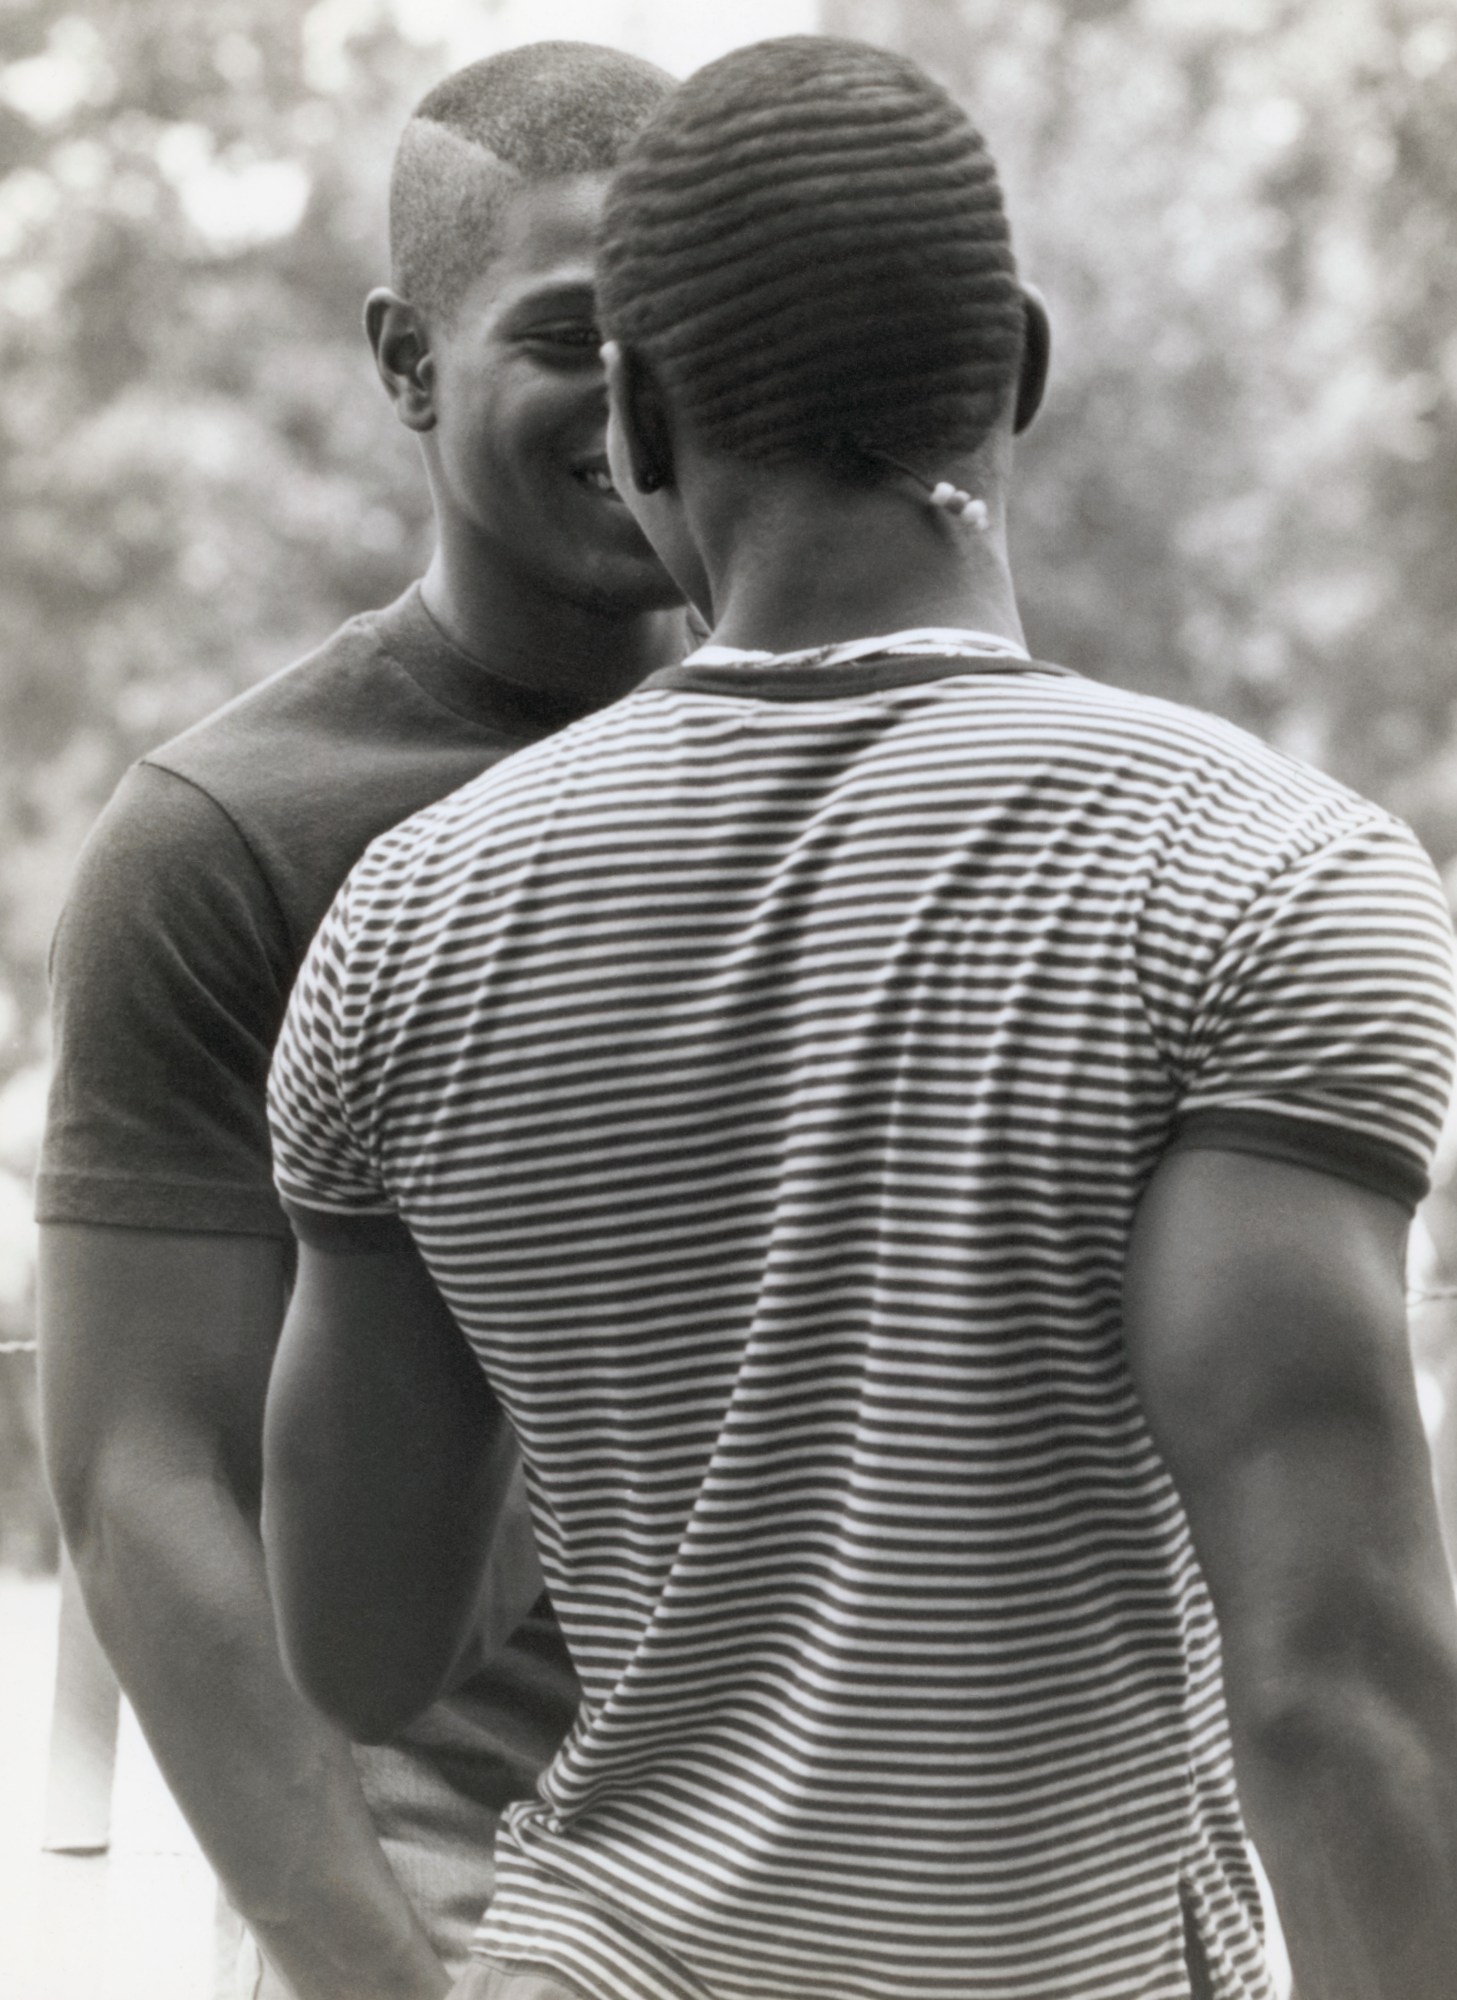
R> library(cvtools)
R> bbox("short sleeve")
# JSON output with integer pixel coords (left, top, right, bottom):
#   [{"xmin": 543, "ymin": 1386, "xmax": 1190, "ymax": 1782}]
[
  {"xmin": 1170, "ymin": 819, "xmax": 1457, "ymax": 1208},
  {"xmin": 268, "ymin": 884, "xmax": 408, "ymax": 1250},
  {"xmin": 37, "ymin": 763, "xmax": 295, "ymax": 1235}
]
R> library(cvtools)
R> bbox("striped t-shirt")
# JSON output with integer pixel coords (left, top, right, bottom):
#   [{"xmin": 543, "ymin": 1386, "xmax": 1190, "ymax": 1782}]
[{"xmin": 270, "ymin": 633, "xmax": 1456, "ymax": 2000}]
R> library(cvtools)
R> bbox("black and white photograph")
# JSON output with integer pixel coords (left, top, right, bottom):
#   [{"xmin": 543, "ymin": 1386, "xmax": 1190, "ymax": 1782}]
[{"xmin": 2, "ymin": 2, "xmax": 1455, "ymax": 1996}]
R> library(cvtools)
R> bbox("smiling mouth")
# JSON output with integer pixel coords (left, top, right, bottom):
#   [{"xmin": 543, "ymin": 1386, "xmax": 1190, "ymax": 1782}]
[{"xmin": 573, "ymin": 459, "xmax": 620, "ymax": 498}]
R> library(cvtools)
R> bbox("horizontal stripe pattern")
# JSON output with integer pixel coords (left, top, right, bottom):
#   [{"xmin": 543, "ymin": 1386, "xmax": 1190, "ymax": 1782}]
[{"xmin": 271, "ymin": 648, "xmax": 1455, "ymax": 2000}]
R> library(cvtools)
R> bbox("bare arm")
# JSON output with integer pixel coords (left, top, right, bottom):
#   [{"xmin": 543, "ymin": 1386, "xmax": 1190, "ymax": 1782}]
[
  {"xmin": 38, "ymin": 1223, "xmax": 450, "ymax": 2000},
  {"xmin": 1124, "ymin": 1150, "xmax": 1457, "ymax": 2000},
  {"xmin": 262, "ymin": 1234, "xmax": 536, "ymax": 1744}
]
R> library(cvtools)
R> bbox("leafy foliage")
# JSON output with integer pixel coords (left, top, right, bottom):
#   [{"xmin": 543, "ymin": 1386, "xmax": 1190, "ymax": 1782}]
[{"xmin": 827, "ymin": 0, "xmax": 1457, "ymax": 838}]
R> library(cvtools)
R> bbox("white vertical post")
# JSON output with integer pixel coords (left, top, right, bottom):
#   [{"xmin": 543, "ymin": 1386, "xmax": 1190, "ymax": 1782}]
[{"xmin": 42, "ymin": 1548, "xmax": 121, "ymax": 1855}]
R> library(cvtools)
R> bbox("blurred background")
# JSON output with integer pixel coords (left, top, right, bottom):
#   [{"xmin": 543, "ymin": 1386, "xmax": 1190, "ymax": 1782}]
[{"xmin": 1, "ymin": 0, "xmax": 1455, "ymax": 1680}]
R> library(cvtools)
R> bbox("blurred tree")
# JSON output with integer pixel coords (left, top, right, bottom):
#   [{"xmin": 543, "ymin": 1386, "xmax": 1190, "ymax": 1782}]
[
  {"xmin": 0, "ymin": 0, "xmax": 460, "ymax": 1566},
  {"xmin": 826, "ymin": 0, "xmax": 1457, "ymax": 844}
]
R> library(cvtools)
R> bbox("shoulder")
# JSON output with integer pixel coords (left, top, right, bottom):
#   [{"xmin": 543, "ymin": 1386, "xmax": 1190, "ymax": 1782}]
[
  {"xmin": 1028, "ymin": 671, "xmax": 1410, "ymax": 880},
  {"xmin": 57, "ymin": 759, "xmax": 269, "ymax": 945},
  {"xmin": 50, "ymin": 752, "xmax": 292, "ymax": 1042},
  {"xmin": 135, "ymin": 592, "xmax": 523, "ymax": 956},
  {"xmin": 146, "ymin": 600, "xmax": 409, "ymax": 800},
  {"xmin": 59, "ymin": 606, "xmax": 411, "ymax": 918},
  {"xmin": 1030, "ymin": 666, "xmax": 1347, "ymax": 790},
  {"xmin": 42, "ymin": 756, "xmax": 296, "ymax": 1234}
]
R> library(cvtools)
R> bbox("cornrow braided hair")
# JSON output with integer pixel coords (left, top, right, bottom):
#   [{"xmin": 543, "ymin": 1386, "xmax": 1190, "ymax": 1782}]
[{"xmin": 598, "ymin": 36, "xmax": 1026, "ymax": 479}]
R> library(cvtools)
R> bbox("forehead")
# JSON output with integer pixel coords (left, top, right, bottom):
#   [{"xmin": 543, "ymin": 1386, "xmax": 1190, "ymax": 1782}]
[{"xmin": 469, "ymin": 170, "xmax": 612, "ymax": 308}]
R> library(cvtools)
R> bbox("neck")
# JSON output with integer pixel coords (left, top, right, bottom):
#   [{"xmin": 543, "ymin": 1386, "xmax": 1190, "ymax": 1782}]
[
  {"xmin": 696, "ymin": 469, "xmax": 1027, "ymax": 660},
  {"xmin": 421, "ymin": 533, "xmax": 687, "ymax": 712}
]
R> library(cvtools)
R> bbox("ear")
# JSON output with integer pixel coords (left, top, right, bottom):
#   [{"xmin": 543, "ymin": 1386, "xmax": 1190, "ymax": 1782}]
[
  {"xmin": 365, "ymin": 288, "xmax": 436, "ymax": 434},
  {"xmin": 602, "ymin": 338, "xmax": 675, "ymax": 496},
  {"xmin": 1012, "ymin": 283, "xmax": 1051, "ymax": 436}
]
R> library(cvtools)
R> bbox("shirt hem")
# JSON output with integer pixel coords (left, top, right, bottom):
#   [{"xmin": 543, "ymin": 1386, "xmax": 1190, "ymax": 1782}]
[
  {"xmin": 35, "ymin": 1171, "xmax": 290, "ymax": 1237},
  {"xmin": 1167, "ymin": 1106, "xmax": 1429, "ymax": 1209},
  {"xmin": 280, "ymin": 1197, "xmax": 415, "ymax": 1251}
]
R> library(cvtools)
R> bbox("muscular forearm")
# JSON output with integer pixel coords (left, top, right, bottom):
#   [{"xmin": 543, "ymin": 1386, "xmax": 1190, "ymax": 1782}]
[
  {"xmin": 1228, "ymin": 1617, "xmax": 1457, "ymax": 2000},
  {"xmin": 67, "ymin": 1473, "xmax": 450, "ymax": 2000},
  {"xmin": 1200, "ymin": 1427, "xmax": 1457, "ymax": 2000}
]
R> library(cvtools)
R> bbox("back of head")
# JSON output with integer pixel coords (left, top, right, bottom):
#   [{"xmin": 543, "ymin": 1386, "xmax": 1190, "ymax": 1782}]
[
  {"xmin": 391, "ymin": 42, "xmax": 673, "ymax": 320},
  {"xmin": 598, "ymin": 36, "xmax": 1025, "ymax": 481}
]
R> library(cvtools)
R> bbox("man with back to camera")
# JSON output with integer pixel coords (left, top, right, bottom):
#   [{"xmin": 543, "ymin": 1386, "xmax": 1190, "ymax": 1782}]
[
  {"xmin": 261, "ymin": 36, "xmax": 1457, "ymax": 2000},
  {"xmin": 34, "ymin": 43, "xmax": 685, "ymax": 2000}
]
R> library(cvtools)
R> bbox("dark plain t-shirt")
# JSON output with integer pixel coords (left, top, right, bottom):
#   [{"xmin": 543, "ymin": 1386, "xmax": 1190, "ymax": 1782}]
[
  {"xmin": 37, "ymin": 583, "xmax": 584, "ymax": 1896},
  {"xmin": 40, "ymin": 585, "xmax": 596, "ymax": 1242}
]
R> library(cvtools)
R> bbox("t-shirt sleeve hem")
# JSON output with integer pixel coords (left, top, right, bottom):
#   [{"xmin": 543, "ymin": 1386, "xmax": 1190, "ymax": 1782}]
[
  {"xmin": 35, "ymin": 1169, "xmax": 291, "ymax": 1238},
  {"xmin": 280, "ymin": 1199, "xmax": 415, "ymax": 1252},
  {"xmin": 1166, "ymin": 1108, "xmax": 1430, "ymax": 1210}
]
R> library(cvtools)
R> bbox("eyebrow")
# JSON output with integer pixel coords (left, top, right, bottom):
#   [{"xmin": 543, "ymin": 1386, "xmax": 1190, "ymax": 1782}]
[{"xmin": 501, "ymin": 281, "xmax": 598, "ymax": 325}]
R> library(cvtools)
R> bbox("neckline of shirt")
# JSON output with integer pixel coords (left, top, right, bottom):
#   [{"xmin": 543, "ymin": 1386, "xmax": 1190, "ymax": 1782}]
[
  {"xmin": 373, "ymin": 583, "xmax": 597, "ymax": 734},
  {"xmin": 684, "ymin": 627, "xmax": 1032, "ymax": 670}
]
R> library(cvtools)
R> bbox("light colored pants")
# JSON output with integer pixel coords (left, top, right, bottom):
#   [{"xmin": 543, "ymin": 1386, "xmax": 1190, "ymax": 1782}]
[
  {"xmin": 214, "ymin": 1902, "xmax": 284, "ymax": 2000},
  {"xmin": 451, "ymin": 1963, "xmax": 591, "ymax": 2000},
  {"xmin": 215, "ymin": 1728, "xmax": 501, "ymax": 1996},
  {"xmin": 217, "ymin": 1936, "xmax": 593, "ymax": 2000}
]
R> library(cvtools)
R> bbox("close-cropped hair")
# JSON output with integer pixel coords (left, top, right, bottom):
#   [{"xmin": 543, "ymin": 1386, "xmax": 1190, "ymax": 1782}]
[
  {"xmin": 598, "ymin": 36, "xmax": 1026, "ymax": 480},
  {"xmin": 390, "ymin": 41, "xmax": 673, "ymax": 321}
]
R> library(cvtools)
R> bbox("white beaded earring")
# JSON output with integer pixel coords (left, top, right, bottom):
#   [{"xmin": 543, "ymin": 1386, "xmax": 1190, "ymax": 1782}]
[
  {"xmin": 927, "ymin": 482, "xmax": 990, "ymax": 530},
  {"xmin": 876, "ymin": 453, "xmax": 990, "ymax": 531}
]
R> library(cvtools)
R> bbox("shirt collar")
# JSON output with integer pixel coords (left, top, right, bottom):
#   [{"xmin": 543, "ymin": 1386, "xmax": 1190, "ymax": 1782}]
[{"xmin": 683, "ymin": 628, "xmax": 1032, "ymax": 671}]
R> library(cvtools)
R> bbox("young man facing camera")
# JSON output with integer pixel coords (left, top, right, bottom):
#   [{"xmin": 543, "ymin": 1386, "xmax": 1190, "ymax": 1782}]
[
  {"xmin": 37, "ymin": 43, "xmax": 682, "ymax": 2000},
  {"xmin": 265, "ymin": 35, "xmax": 1457, "ymax": 2000}
]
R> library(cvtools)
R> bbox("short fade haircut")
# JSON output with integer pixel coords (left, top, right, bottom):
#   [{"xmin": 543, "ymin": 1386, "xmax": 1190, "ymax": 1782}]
[
  {"xmin": 598, "ymin": 37, "xmax": 1026, "ymax": 480},
  {"xmin": 390, "ymin": 42, "xmax": 674, "ymax": 321}
]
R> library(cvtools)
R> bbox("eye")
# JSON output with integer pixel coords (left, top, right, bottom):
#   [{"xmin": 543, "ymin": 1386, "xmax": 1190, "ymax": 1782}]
[{"xmin": 524, "ymin": 322, "xmax": 602, "ymax": 355}]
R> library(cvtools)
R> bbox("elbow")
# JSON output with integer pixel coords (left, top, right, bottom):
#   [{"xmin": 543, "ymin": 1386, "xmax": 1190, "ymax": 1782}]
[
  {"xmin": 40, "ymin": 1441, "xmax": 214, "ymax": 1673},
  {"xmin": 274, "ymin": 1624, "xmax": 435, "ymax": 1745},
  {"xmin": 1234, "ymin": 1676, "xmax": 1373, "ymax": 1779},
  {"xmin": 1232, "ymin": 1662, "xmax": 1457, "ymax": 1889},
  {"xmin": 340, "ymin": 1710, "xmax": 412, "ymax": 1749},
  {"xmin": 44, "ymin": 1434, "xmax": 137, "ymax": 1597},
  {"xmin": 289, "ymin": 1676, "xmax": 404, "ymax": 1747},
  {"xmin": 45, "ymin": 1447, "xmax": 100, "ymax": 1565},
  {"xmin": 40, "ymin": 1385, "xmax": 113, "ymax": 1567},
  {"xmin": 263, "ymin": 1511, "xmax": 450, "ymax": 1745},
  {"xmin": 1226, "ymin": 1591, "xmax": 1457, "ymax": 1804}
]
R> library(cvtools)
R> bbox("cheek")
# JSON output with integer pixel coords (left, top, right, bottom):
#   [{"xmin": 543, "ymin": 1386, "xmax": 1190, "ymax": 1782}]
[
  {"xmin": 436, "ymin": 374, "xmax": 505, "ymax": 485},
  {"xmin": 437, "ymin": 359, "xmax": 543, "ymax": 477},
  {"xmin": 477, "ymin": 379, "xmax": 583, "ymax": 498}
]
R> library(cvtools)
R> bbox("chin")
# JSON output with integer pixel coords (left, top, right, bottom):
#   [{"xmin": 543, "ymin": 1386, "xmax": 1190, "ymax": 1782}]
[
  {"xmin": 656, "ymin": 553, "xmax": 711, "ymax": 624},
  {"xmin": 617, "ymin": 517, "xmax": 709, "ymax": 620},
  {"xmin": 576, "ymin": 550, "xmax": 685, "ymax": 618},
  {"xmin": 639, "ymin": 568, "xmax": 691, "ymax": 615}
]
